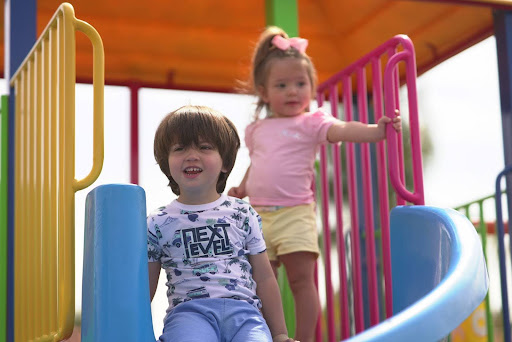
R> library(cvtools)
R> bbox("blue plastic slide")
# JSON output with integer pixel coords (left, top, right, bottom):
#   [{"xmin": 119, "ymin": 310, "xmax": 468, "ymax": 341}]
[
  {"xmin": 81, "ymin": 185, "xmax": 488, "ymax": 342},
  {"xmin": 348, "ymin": 206, "xmax": 488, "ymax": 341}
]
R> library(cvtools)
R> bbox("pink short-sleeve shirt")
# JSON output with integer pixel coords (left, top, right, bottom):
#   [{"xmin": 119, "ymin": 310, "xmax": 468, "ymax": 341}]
[{"xmin": 245, "ymin": 110, "xmax": 338, "ymax": 206}]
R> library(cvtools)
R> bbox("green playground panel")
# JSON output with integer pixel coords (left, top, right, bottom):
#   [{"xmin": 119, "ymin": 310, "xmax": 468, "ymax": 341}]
[
  {"xmin": 265, "ymin": 0, "xmax": 299, "ymax": 37},
  {"xmin": 1, "ymin": 95, "xmax": 9, "ymax": 342},
  {"xmin": 454, "ymin": 194, "xmax": 498, "ymax": 342}
]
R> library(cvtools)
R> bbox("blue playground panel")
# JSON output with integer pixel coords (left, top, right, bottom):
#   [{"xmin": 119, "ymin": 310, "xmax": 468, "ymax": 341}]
[
  {"xmin": 81, "ymin": 184, "xmax": 155, "ymax": 342},
  {"xmin": 81, "ymin": 184, "xmax": 488, "ymax": 342}
]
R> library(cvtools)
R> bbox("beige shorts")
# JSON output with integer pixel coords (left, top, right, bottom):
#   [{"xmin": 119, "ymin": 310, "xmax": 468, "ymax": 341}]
[{"xmin": 255, "ymin": 202, "xmax": 319, "ymax": 262}]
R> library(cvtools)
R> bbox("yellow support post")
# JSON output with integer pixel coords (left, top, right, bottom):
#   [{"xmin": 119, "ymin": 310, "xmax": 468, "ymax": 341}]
[{"xmin": 9, "ymin": 3, "xmax": 104, "ymax": 341}]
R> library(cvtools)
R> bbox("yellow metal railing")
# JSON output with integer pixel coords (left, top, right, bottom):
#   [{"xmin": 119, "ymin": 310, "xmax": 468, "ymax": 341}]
[{"xmin": 9, "ymin": 3, "xmax": 104, "ymax": 341}]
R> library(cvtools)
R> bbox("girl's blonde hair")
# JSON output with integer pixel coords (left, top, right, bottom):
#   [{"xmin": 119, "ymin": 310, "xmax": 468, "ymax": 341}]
[
  {"xmin": 249, "ymin": 26, "xmax": 317, "ymax": 120},
  {"xmin": 153, "ymin": 105, "xmax": 240, "ymax": 195}
]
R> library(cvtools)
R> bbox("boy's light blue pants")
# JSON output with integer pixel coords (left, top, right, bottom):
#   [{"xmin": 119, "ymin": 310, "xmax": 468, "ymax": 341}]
[{"xmin": 158, "ymin": 298, "xmax": 273, "ymax": 342}]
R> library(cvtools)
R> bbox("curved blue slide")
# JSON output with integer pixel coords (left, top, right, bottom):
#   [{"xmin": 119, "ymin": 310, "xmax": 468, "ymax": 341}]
[
  {"xmin": 81, "ymin": 184, "xmax": 488, "ymax": 342},
  {"xmin": 348, "ymin": 206, "xmax": 489, "ymax": 341}
]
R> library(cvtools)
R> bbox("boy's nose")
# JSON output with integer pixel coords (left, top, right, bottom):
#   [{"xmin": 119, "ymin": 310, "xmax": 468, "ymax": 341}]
[{"xmin": 185, "ymin": 148, "xmax": 200, "ymax": 160}]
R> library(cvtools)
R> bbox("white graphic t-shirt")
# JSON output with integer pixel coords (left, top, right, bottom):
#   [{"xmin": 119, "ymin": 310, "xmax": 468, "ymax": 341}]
[{"xmin": 147, "ymin": 194, "xmax": 266, "ymax": 313}]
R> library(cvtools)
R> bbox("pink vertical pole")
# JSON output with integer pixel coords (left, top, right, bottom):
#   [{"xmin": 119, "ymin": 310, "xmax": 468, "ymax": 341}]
[
  {"xmin": 393, "ymin": 53, "xmax": 406, "ymax": 206},
  {"xmin": 403, "ymin": 41, "xmax": 425, "ymax": 205},
  {"xmin": 395, "ymin": 71, "xmax": 406, "ymax": 205},
  {"xmin": 313, "ymin": 94, "xmax": 323, "ymax": 342},
  {"xmin": 317, "ymin": 92, "xmax": 336, "ymax": 341},
  {"xmin": 328, "ymin": 85, "xmax": 350, "ymax": 339},
  {"xmin": 371, "ymin": 57, "xmax": 393, "ymax": 318},
  {"xmin": 343, "ymin": 76, "xmax": 365, "ymax": 333},
  {"xmin": 386, "ymin": 48, "xmax": 405, "ymax": 206},
  {"xmin": 357, "ymin": 68, "xmax": 380, "ymax": 326},
  {"xmin": 384, "ymin": 45, "xmax": 424, "ymax": 205}
]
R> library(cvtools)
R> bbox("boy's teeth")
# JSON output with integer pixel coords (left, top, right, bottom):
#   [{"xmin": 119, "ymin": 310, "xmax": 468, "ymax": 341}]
[{"xmin": 185, "ymin": 167, "xmax": 202, "ymax": 174}]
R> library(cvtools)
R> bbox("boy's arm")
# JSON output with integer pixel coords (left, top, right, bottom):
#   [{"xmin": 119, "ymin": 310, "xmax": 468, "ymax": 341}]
[
  {"xmin": 327, "ymin": 114, "xmax": 401, "ymax": 144},
  {"xmin": 227, "ymin": 165, "xmax": 251, "ymax": 199},
  {"xmin": 249, "ymin": 252, "xmax": 294, "ymax": 342},
  {"xmin": 148, "ymin": 261, "xmax": 161, "ymax": 302}
]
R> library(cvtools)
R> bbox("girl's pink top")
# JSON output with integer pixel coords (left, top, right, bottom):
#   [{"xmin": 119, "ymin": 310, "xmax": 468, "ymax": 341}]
[{"xmin": 245, "ymin": 110, "xmax": 338, "ymax": 206}]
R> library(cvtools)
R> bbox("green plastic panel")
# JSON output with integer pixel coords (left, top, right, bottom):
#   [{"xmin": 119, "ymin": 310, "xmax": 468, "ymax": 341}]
[
  {"xmin": 265, "ymin": 0, "xmax": 299, "ymax": 36},
  {"xmin": 0, "ymin": 95, "xmax": 8, "ymax": 342}
]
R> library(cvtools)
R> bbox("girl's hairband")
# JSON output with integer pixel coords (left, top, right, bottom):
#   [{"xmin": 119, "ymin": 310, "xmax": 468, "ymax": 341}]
[{"xmin": 271, "ymin": 35, "xmax": 308, "ymax": 54}]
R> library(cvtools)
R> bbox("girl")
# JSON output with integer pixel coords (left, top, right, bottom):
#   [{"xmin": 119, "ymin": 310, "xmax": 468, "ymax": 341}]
[{"xmin": 228, "ymin": 27, "xmax": 401, "ymax": 342}]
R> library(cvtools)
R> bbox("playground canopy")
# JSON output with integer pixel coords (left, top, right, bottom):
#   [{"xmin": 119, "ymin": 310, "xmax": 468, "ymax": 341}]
[{"xmin": 1, "ymin": 0, "xmax": 511, "ymax": 91}]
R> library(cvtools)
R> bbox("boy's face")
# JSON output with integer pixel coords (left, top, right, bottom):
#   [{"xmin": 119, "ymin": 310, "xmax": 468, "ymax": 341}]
[{"xmin": 167, "ymin": 140, "xmax": 226, "ymax": 204}]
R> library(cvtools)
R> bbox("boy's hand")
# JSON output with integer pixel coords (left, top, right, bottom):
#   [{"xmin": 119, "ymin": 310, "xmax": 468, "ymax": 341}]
[
  {"xmin": 227, "ymin": 186, "xmax": 246, "ymax": 199},
  {"xmin": 272, "ymin": 334, "xmax": 298, "ymax": 342}
]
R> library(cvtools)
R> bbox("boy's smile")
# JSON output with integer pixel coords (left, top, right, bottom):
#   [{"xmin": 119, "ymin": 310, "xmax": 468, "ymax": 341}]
[{"xmin": 183, "ymin": 167, "xmax": 203, "ymax": 177}]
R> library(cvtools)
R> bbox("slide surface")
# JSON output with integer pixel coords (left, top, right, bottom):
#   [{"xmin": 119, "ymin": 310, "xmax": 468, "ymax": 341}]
[{"xmin": 347, "ymin": 206, "xmax": 488, "ymax": 341}]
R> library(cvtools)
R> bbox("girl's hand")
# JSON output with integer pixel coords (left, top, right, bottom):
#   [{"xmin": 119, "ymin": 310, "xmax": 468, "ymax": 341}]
[
  {"xmin": 377, "ymin": 109, "xmax": 402, "ymax": 136},
  {"xmin": 227, "ymin": 186, "xmax": 246, "ymax": 199},
  {"xmin": 390, "ymin": 109, "xmax": 402, "ymax": 132}
]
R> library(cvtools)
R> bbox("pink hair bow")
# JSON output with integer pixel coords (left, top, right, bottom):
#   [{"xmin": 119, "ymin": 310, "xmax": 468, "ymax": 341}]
[{"xmin": 271, "ymin": 35, "xmax": 308, "ymax": 54}]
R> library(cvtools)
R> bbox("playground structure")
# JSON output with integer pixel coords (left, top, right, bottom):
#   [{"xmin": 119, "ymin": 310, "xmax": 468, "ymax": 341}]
[{"xmin": 4, "ymin": 1, "xmax": 512, "ymax": 341}]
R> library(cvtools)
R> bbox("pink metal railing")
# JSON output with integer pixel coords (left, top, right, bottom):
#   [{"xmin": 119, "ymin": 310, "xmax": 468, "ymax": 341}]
[{"xmin": 315, "ymin": 35, "xmax": 424, "ymax": 341}]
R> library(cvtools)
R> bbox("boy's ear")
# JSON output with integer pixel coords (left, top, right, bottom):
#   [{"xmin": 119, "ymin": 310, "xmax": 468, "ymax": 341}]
[{"xmin": 257, "ymin": 86, "xmax": 268, "ymax": 103}]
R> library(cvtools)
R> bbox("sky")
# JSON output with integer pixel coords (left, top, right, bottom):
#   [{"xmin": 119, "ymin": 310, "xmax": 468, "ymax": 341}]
[{"xmin": 3, "ymin": 35, "xmax": 504, "ymax": 335}]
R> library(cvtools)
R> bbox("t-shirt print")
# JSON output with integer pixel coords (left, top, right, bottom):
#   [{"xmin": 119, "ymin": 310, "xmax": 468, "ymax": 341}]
[{"xmin": 147, "ymin": 195, "xmax": 266, "ymax": 312}]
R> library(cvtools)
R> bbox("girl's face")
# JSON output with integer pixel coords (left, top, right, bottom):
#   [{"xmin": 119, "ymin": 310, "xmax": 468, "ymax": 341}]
[
  {"xmin": 261, "ymin": 57, "xmax": 312, "ymax": 118},
  {"xmin": 167, "ymin": 141, "xmax": 226, "ymax": 204}
]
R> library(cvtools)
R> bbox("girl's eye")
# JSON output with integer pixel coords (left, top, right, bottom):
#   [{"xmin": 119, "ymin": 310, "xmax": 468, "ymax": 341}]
[
  {"xmin": 298, "ymin": 81, "xmax": 306, "ymax": 87},
  {"xmin": 200, "ymin": 144, "xmax": 213, "ymax": 150},
  {"xmin": 276, "ymin": 83, "xmax": 286, "ymax": 89},
  {"xmin": 172, "ymin": 146, "xmax": 184, "ymax": 152}
]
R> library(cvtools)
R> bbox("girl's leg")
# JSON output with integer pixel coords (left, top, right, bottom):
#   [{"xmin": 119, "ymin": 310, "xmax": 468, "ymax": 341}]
[{"xmin": 280, "ymin": 251, "xmax": 319, "ymax": 342}]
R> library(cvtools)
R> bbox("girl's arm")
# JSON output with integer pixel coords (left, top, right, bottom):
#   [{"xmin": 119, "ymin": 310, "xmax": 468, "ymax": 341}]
[
  {"xmin": 227, "ymin": 165, "xmax": 251, "ymax": 199},
  {"xmin": 249, "ymin": 252, "xmax": 295, "ymax": 342},
  {"xmin": 148, "ymin": 261, "xmax": 161, "ymax": 301},
  {"xmin": 327, "ymin": 114, "xmax": 401, "ymax": 144}
]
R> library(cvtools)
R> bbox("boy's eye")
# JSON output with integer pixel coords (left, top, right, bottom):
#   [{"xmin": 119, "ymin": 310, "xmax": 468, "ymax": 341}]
[
  {"xmin": 172, "ymin": 146, "xmax": 184, "ymax": 152},
  {"xmin": 298, "ymin": 81, "xmax": 306, "ymax": 87},
  {"xmin": 200, "ymin": 144, "xmax": 214, "ymax": 150},
  {"xmin": 276, "ymin": 83, "xmax": 286, "ymax": 88}
]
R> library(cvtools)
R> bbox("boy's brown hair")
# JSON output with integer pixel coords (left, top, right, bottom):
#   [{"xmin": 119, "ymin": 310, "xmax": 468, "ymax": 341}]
[{"xmin": 154, "ymin": 105, "xmax": 240, "ymax": 195}]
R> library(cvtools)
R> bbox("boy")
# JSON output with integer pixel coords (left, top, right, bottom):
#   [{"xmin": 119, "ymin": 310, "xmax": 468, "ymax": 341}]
[{"xmin": 148, "ymin": 105, "xmax": 294, "ymax": 342}]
